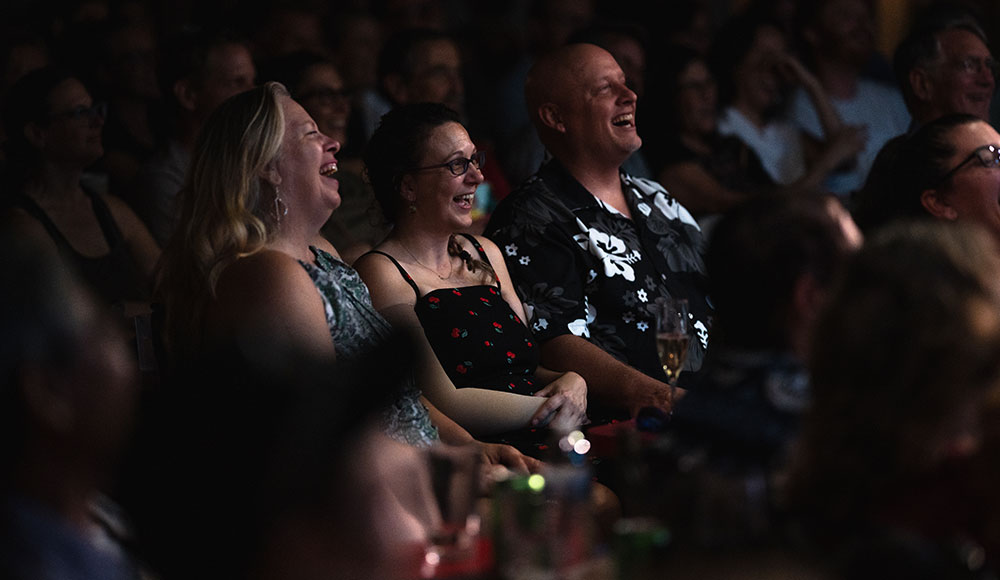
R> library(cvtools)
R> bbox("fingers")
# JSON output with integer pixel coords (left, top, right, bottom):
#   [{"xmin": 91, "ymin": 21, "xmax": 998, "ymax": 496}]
[
  {"xmin": 529, "ymin": 393, "xmax": 565, "ymax": 427},
  {"xmin": 532, "ymin": 383, "xmax": 556, "ymax": 397}
]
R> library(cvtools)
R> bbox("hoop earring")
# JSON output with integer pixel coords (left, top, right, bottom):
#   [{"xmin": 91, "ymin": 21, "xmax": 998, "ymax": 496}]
[{"xmin": 273, "ymin": 186, "xmax": 288, "ymax": 224}]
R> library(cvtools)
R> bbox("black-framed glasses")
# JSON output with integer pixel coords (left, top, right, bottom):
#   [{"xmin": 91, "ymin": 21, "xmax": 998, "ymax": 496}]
[
  {"xmin": 48, "ymin": 102, "xmax": 108, "ymax": 122},
  {"xmin": 936, "ymin": 144, "xmax": 1000, "ymax": 186},
  {"xmin": 409, "ymin": 150, "xmax": 485, "ymax": 177}
]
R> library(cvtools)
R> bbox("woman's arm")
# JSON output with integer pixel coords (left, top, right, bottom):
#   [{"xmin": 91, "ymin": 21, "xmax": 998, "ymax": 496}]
[
  {"xmin": 777, "ymin": 54, "xmax": 866, "ymax": 190},
  {"xmin": 422, "ymin": 397, "xmax": 542, "ymax": 474},
  {"xmin": 475, "ymin": 235, "xmax": 588, "ymax": 417},
  {"xmin": 658, "ymin": 162, "xmax": 749, "ymax": 215},
  {"xmin": 104, "ymin": 193, "xmax": 162, "ymax": 283},
  {"xmin": 208, "ymin": 250, "xmax": 337, "ymax": 360},
  {"xmin": 355, "ymin": 251, "xmax": 585, "ymax": 436}
]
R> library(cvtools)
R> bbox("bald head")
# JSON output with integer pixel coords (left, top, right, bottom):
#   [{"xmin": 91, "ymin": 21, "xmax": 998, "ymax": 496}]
[
  {"xmin": 526, "ymin": 43, "xmax": 607, "ymax": 128},
  {"xmin": 525, "ymin": 43, "xmax": 640, "ymax": 168}
]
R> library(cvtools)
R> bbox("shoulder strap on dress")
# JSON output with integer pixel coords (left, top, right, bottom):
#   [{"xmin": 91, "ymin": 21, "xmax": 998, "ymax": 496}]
[
  {"xmin": 83, "ymin": 186, "xmax": 126, "ymax": 249},
  {"xmin": 363, "ymin": 250, "xmax": 420, "ymax": 300},
  {"xmin": 11, "ymin": 193, "xmax": 74, "ymax": 254},
  {"xmin": 455, "ymin": 232, "xmax": 501, "ymax": 292}
]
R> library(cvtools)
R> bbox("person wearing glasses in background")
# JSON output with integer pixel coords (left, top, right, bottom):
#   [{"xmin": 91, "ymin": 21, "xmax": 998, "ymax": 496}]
[
  {"xmin": 0, "ymin": 66, "xmax": 160, "ymax": 312},
  {"xmin": 892, "ymin": 3, "xmax": 996, "ymax": 131},
  {"xmin": 853, "ymin": 113, "xmax": 1000, "ymax": 247},
  {"xmin": 354, "ymin": 102, "xmax": 588, "ymax": 456}
]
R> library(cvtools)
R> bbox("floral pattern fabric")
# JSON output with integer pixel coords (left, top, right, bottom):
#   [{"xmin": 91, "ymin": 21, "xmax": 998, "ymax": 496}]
[
  {"xmin": 299, "ymin": 246, "xmax": 439, "ymax": 447},
  {"xmin": 484, "ymin": 160, "xmax": 713, "ymax": 386}
]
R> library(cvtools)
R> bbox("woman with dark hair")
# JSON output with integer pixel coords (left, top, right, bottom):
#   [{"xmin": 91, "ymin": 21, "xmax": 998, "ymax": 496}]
[
  {"xmin": 354, "ymin": 102, "xmax": 587, "ymax": 454},
  {"xmin": 641, "ymin": 44, "xmax": 775, "ymax": 222},
  {"xmin": 852, "ymin": 113, "xmax": 1000, "ymax": 245},
  {"xmin": 1, "ymin": 66, "xmax": 160, "ymax": 310}
]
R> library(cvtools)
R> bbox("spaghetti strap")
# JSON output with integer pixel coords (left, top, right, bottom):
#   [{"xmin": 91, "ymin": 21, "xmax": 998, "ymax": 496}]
[
  {"xmin": 84, "ymin": 187, "xmax": 126, "ymax": 248},
  {"xmin": 455, "ymin": 233, "xmax": 501, "ymax": 292},
  {"xmin": 363, "ymin": 250, "xmax": 421, "ymax": 300}
]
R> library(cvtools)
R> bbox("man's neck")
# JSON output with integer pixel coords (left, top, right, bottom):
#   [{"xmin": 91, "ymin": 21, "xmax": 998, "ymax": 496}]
[{"xmin": 560, "ymin": 157, "xmax": 631, "ymax": 217}]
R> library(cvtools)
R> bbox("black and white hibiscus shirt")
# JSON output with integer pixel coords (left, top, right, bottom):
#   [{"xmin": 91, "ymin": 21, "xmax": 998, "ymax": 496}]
[{"xmin": 485, "ymin": 160, "xmax": 713, "ymax": 385}]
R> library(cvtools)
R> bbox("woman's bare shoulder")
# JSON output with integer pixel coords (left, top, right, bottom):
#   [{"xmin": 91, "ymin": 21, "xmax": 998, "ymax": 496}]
[{"xmin": 353, "ymin": 246, "xmax": 417, "ymax": 309}]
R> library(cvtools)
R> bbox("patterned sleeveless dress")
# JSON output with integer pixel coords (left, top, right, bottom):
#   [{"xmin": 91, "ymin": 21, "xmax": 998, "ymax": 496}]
[{"xmin": 299, "ymin": 246, "xmax": 438, "ymax": 447}]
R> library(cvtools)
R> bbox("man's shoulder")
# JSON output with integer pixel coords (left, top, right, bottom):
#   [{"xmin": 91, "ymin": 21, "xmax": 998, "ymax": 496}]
[{"xmin": 486, "ymin": 171, "xmax": 572, "ymax": 233}]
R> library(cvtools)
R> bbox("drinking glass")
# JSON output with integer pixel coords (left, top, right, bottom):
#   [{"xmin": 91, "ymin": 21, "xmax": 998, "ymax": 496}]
[
  {"xmin": 655, "ymin": 298, "xmax": 689, "ymax": 395},
  {"xmin": 421, "ymin": 443, "xmax": 483, "ymax": 577}
]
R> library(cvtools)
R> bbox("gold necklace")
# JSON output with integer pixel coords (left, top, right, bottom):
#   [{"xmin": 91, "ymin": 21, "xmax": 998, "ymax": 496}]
[{"xmin": 402, "ymin": 244, "xmax": 453, "ymax": 280}]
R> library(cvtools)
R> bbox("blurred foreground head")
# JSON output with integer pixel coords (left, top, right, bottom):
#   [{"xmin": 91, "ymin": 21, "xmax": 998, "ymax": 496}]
[{"xmin": 787, "ymin": 220, "xmax": 1000, "ymax": 534}]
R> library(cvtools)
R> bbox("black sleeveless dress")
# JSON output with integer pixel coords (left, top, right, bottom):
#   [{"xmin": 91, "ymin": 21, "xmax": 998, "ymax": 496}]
[
  {"xmin": 367, "ymin": 234, "xmax": 549, "ymax": 456},
  {"xmin": 12, "ymin": 188, "xmax": 149, "ymax": 306},
  {"xmin": 370, "ymin": 234, "xmax": 541, "ymax": 394}
]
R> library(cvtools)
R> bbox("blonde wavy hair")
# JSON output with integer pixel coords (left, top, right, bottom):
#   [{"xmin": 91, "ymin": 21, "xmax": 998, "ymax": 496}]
[{"xmin": 155, "ymin": 82, "xmax": 290, "ymax": 364}]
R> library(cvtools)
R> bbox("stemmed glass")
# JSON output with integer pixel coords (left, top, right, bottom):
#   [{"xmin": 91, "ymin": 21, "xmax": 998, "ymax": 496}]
[{"xmin": 655, "ymin": 298, "xmax": 689, "ymax": 403}]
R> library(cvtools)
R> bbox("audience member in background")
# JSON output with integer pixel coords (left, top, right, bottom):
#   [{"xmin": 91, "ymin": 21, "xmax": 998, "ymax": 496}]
[
  {"xmin": 154, "ymin": 82, "xmax": 539, "ymax": 471},
  {"xmin": 0, "ymin": 32, "xmax": 50, "ymax": 170},
  {"xmin": 329, "ymin": 9, "xmax": 384, "ymax": 103},
  {"xmin": 353, "ymin": 27, "xmax": 509, "ymax": 229},
  {"xmin": 892, "ymin": 3, "xmax": 995, "ymax": 130},
  {"xmin": 261, "ymin": 50, "xmax": 389, "ymax": 265},
  {"xmin": 787, "ymin": 0, "xmax": 910, "ymax": 197},
  {"xmin": 0, "ymin": 66, "xmax": 159, "ymax": 311},
  {"xmin": 852, "ymin": 112, "xmax": 1000, "ymax": 246},
  {"xmin": 784, "ymin": 220, "xmax": 1000, "ymax": 578},
  {"xmin": 486, "ymin": 43, "xmax": 712, "ymax": 422},
  {"xmin": 245, "ymin": 3, "xmax": 328, "ymax": 66},
  {"xmin": 485, "ymin": 0, "xmax": 596, "ymax": 189},
  {"xmin": 0, "ymin": 230, "xmax": 146, "ymax": 580},
  {"xmin": 92, "ymin": 15, "xmax": 161, "ymax": 200},
  {"xmin": 669, "ymin": 193, "xmax": 861, "ymax": 483},
  {"xmin": 710, "ymin": 12, "xmax": 865, "ymax": 191},
  {"xmin": 131, "ymin": 27, "xmax": 256, "ymax": 245},
  {"xmin": 355, "ymin": 102, "xmax": 587, "ymax": 456},
  {"xmin": 642, "ymin": 44, "xmax": 775, "ymax": 225}
]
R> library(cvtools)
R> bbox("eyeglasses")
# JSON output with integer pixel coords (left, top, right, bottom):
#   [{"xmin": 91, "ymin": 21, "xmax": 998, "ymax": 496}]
[
  {"xmin": 409, "ymin": 150, "xmax": 485, "ymax": 177},
  {"xmin": 936, "ymin": 144, "xmax": 1000, "ymax": 185},
  {"xmin": 48, "ymin": 102, "xmax": 108, "ymax": 122},
  {"xmin": 951, "ymin": 56, "xmax": 1000, "ymax": 78},
  {"xmin": 298, "ymin": 88, "xmax": 352, "ymax": 106}
]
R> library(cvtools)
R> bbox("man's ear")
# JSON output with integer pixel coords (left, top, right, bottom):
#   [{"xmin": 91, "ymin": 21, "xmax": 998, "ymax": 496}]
[
  {"xmin": 538, "ymin": 103, "xmax": 565, "ymax": 133},
  {"xmin": 174, "ymin": 78, "xmax": 198, "ymax": 112},
  {"xmin": 910, "ymin": 67, "xmax": 934, "ymax": 102},
  {"xmin": 23, "ymin": 122, "xmax": 46, "ymax": 149},
  {"xmin": 921, "ymin": 188, "xmax": 959, "ymax": 220}
]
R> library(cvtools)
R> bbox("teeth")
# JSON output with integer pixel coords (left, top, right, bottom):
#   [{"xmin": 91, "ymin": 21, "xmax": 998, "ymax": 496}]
[
  {"xmin": 612, "ymin": 113, "xmax": 634, "ymax": 126},
  {"xmin": 320, "ymin": 163, "xmax": 338, "ymax": 176},
  {"xmin": 454, "ymin": 193, "xmax": 474, "ymax": 202}
]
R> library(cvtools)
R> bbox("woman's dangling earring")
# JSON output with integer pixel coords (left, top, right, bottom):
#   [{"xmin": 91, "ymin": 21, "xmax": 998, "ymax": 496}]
[{"xmin": 273, "ymin": 185, "xmax": 289, "ymax": 224}]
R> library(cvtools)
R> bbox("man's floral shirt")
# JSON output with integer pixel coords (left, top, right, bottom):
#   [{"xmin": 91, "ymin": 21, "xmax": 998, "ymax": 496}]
[{"xmin": 485, "ymin": 160, "xmax": 712, "ymax": 384}]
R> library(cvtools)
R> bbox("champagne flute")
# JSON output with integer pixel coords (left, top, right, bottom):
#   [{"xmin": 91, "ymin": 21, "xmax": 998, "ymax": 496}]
[{"xmin": 655, "ymin": 298, "xmax": 690, "ymax": 402}]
